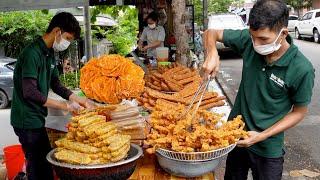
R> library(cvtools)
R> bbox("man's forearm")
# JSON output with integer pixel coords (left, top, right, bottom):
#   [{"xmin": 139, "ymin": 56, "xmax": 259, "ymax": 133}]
[
  {"xmin": 261, "ymin": 106, "xmax": 307, "ymax": 139},
  {"xmin": 202, "ymin": 29, "xmax": 224, "ymax": 76},
  {"xmin": 237, "ymin": 106, "xmax": 308, "ymax": 147},
  {"xmin": 146, "ymin": 41, "xmax": 161, "ymax": 49},
  {"xmin": 204, "ymin": 29, "xmax": 223, "ymax": 56},
  {"xmin": 43, "ymin": 98, "xmax": 68, "ymax": 111},
  {"xmin": 51, "ymin": 76, "xmax": 73, "ymax": 100},
  {"xmin": 138, "ymin": 40, "xmax": 143, "ymax": 48}
]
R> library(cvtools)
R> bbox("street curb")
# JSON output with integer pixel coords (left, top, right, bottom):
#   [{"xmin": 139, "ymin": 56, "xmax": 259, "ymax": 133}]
[{"xmin": 215, "ymin": 76, "xmax": 234, "ymax": 107}]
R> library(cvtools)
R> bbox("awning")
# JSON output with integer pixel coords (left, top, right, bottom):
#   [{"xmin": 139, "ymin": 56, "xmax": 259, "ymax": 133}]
[
  {"xmin": 74, "ymin": 15, "xmax": 117, "ymax": 26},
  {"xmin": 0, "ymin": 0, "xmax": 85, "ymax": 12}
]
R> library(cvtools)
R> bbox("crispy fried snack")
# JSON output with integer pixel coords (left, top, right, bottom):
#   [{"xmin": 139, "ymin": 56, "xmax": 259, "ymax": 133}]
[
  {"xmin": 111, "ymin": 145, "xmax": 130, "ymax": 162},
  {"xmin": 80, "ymin": 55, "xmax": 145, "ymax": 104},
  {"xmin": 108, "ymin": 135, "xmax": 131, "ymax": 151},
  {"xmin": 55, "ymin": 149, "xmax": 92, "ymax": 165},
  {"xmin": 55, "ymin": 112, "xmax": 132, "ymax": 165},
  {"xmin": 145, "ymin": 101, "xmax": 248, "ymax": 153},
  {"xmin": 78, "ymin": 115, "xmax": 106, "ymax": 128},
  {"xmin": 56, "ymin": 138, "xmax": 101, "ymax": 154}
]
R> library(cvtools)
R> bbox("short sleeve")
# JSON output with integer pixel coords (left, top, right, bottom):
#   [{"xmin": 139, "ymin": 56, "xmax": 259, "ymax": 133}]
[
  {"xmin": 290, "ymin": 69, "xmax": 315, "ymax": 106},
  {"xmin": 157, "ymin": 26, "xmax": 165, "ymax": 42},
  {"xmin": 223, "ymin": 29, "xmax": 250, "ymax": 54},
  {"xmin": 140, "ymin": 28, "xmax": 147, "ymax": 41},
  {"xmin": 21, "ymin": 50, "xmax": 39, "ymax": 79}
]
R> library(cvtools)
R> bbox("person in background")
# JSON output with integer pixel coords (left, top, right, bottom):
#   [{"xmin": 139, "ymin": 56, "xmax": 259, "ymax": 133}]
[
  {"xmin": 202, "ymin": 0, "xmax": 314, "ymax": 179},
  {"xmin": 63, "ymin": 58, "xmax": 74, "ymax": 73},
  {"xmin": 11, "ymin": 12, "xmax": 95, "ymax": 180},
  {"xmin": 138, "ymin": 11, "xmax": 166, "ymax": 58}
]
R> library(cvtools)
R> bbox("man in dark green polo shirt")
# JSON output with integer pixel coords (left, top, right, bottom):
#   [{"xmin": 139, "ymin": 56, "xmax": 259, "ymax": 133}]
[
  {"xmin": 11, "ymin": 12, "xmax": 94, "ymax": 180},
  {"xmin": 203, "ymin": 0, "xmax": 314, "ymax": 180}
]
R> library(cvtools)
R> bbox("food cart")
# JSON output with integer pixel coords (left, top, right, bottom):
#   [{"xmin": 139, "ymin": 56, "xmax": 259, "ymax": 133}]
[{"xmin": 42, "ymin": 54, "xmax": 242, "ymax": 180}]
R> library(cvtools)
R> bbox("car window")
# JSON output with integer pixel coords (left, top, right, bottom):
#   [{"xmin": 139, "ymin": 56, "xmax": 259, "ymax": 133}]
[
  {"xmin": 6, "ymin": 62, "xmax": 16, "ymax": 71},
  {"xmin": 209, "ymin": 15, "xmax": 245, "ymax": 29},
  {"xmin": 289, "ymin": 16, "xmax": 298, "ymax": 20},
  {"xmin": 316, "ymin": 12, "xmax": 320, "ymax": 18},
  {"xmin": 303, "ymin": 13, "xmax": 311, "ymax": 20},
  {"xmin": 0, "ymin": 66, "xmax": 12, "ymax": 73},
  {"xmin": 307, "ymin": 13, "xmax": 313, "ymax": 20}
]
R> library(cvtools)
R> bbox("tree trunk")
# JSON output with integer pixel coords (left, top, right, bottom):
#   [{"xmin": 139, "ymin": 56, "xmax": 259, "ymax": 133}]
[{"xmin": 172, "ymin": 0, "xmax": 190, "ymax": 66}]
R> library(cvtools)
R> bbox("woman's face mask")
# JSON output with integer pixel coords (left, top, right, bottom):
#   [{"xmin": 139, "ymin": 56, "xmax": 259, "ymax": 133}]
[
  {"xmin": 148, "ymin": 23, "xmax": 156, "ymax": 29},
  {"xmin": 252, "ymin": 28, "xmax": 284, "ymax": 56},
  {"xmin": 53, "ymin": 31, "xmax": 71, "ymax": 52}
]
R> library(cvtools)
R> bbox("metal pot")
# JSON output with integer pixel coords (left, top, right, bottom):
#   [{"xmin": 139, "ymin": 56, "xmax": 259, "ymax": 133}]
[
  {"xmin": 155, "ymin": 151, "xmax": 222, "ymax": 178},
  {"xmin": 47, "ymin": 144, "xmax": 143, "ymax": 180}
]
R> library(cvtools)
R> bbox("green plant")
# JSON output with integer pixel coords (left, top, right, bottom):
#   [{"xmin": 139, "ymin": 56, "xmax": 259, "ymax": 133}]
[
  {"xmin": 59, "ymin": 72, "xmax": 80, "ymax": 90},
  {"xmin": 0, "ymin": 11, "xmax": 53, "ymax": 58},
  {"xmin": 91, "ymin": 6, "xmax": 139, "ymax": 56}
]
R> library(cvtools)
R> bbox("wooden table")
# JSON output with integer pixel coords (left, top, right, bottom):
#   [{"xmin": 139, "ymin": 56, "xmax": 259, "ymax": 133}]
[{"xmin": 129, "ymin": 152, "xmax": 215, "ymax": 180}]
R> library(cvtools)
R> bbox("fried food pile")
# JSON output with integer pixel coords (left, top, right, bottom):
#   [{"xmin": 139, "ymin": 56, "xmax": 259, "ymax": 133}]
[
  {"xmin": 137, "ymin": 85, "xmax": 226, "ymax": 111},
  {"xmin": 80, "ymin": 54, "xmax": 145, "ymax": 104},
  {"xmin": 138, "ymin": 63, "xmax": 225, "ymax": 111},
  {"xmin": 145, "ymin": 63, "xmax": 201, "ymax": 92},
  {"xmin": 145, "ymin": 100, "xmax": 248, "ymax": 153},
  {"xmin": 54, "ymin": 113, "xmax": 131, "ymax": 165},
  {"xmin": 76, "ymin": 105, "xmax": 150, "ymax": 146}
]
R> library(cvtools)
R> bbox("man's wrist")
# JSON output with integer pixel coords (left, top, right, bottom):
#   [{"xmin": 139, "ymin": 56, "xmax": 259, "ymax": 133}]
[
  {"xmin": 258, "ymin": 131, "xmax": 269, "ymax": 142},
  {"xmin": 69, "ymin": 94, "xmax": 86, "ymax": 104}
]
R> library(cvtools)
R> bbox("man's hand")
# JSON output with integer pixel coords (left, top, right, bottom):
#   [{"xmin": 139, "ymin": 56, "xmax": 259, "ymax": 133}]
[
  {"xmin": 237, "ymin": 131, "xmax": 266, "ymax": 148},
  {"xmin": 141, "ymin": 46, "xmax": 148, "ymax": 51},
  {"xmin": 83, "ymin": 99, "xmax": 96, "ymax": 110},
  {"xmin": 202, "ymin": 29, "xmax": 224, "ymax": 76},
  {"xmin": 66, "ymin": 101, "xmax": 84, "ymax": 113},
  {"xmin": 69, "ymin": 94, "xmax": 96, "ymax": 110},
  {"xmin": 202, "ymin": 54, "xmax": 220, "ymax": 77}
]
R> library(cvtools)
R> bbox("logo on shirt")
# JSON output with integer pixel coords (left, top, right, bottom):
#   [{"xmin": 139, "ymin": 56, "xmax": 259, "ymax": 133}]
[
  {"xmin": 51, "ymin": 64, "xmax": 55, "ymax": 69},
  {"xmin": 270, "ymin": 73, "xmax": 284, "ymax": 87}
]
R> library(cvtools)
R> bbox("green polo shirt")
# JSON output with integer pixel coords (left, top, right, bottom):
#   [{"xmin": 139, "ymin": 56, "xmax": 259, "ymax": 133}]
[
  {"xmin": 11, "ymin": 38, "xmax": 59, "ymax": 129},
  {"xmin": 224, "ymin": 29, "xmax": 315, "ymax": 158}
]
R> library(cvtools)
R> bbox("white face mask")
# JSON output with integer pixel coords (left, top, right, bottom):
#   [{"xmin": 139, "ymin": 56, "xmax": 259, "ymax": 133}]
[
  {"xmin": 53, "ymin": 31, "xmax": 71, "ymax": 52},
  {"xmin": 252, "ymin": 28, "xmax": 284, "ymax": 56},
  {"xmin": 148, "ymin": 23, "xmax": 156, "ymax": 29}
]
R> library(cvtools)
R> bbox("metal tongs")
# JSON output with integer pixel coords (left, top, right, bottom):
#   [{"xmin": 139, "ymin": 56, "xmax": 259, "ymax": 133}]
[{"xmin": 180, "ymin": 74, "xmax": 213, "ymax": 131}]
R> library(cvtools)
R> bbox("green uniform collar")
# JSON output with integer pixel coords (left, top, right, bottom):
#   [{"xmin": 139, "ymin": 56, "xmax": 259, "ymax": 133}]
[{"xmin": 37, "ymin": 37, "xmax": 54, "ymax": 56}]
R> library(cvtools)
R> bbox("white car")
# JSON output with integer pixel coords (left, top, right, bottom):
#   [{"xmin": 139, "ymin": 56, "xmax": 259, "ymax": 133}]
[
  {"xmin": 208, "ymin": 13, "xmax": 247, "ymax": 51},
  {"xmin": 295, "ymin": 9, "xmax": 320, "ymax": 43},
  {"xmin": 288, "ymin": 15, "xmax": 299, "ymax": 32}
]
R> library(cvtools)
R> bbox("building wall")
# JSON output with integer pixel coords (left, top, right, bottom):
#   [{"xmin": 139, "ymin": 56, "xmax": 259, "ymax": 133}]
[{"xmin": 314, "ymin": 0, "xmax": 320, "ymax": 9}]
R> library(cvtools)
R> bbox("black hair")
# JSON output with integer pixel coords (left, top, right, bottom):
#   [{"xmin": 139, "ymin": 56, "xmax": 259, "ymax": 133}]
[
  {"xmin": 146, "ymin": 11, "xmax": 159, "ymax": 23},
  {"xmin": 249, "ymin": 0, "xmax": 289, "ymax": 32},
  {"xmin": 46, "ymin": 12, "xmax": 81, "ymax": 39}
]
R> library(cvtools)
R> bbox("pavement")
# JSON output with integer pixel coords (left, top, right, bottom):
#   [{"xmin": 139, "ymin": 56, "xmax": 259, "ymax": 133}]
[
  {"xmin": 0, "ymin": 108, "xmax": 19, "ymax": 155},
  {"xmin": 215, "ymin": 38, "xmax": 320, "ymax": 179}
]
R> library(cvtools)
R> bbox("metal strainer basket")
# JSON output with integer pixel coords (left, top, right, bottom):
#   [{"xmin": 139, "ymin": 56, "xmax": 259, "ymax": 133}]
[{"xmin": 156, "ymin": 143, "xmax": 236, "ymax": 162}]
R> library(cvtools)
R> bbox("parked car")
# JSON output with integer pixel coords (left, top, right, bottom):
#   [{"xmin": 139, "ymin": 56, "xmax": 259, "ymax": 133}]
[
  {"xmin": 0, "ymin": 57, "xmax": 16, "ymax": 109},
  {"xmin": 295, "ymin": 9, "xmax": 320, "ymax": 43},
  {"xmin": 288, "ymin": 15, "xmax": 299, "ymax": 32},
  {"xmin": 208, "ymin": 13, "xmax": 247, "ymax": 51}
]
